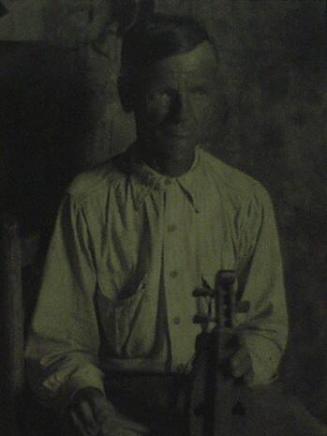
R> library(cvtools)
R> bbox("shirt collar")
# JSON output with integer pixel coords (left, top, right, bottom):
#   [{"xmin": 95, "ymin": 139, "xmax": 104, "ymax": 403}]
[{"xmin": 120, "ymin": 144, "xmax": 203, "ymax": 212}]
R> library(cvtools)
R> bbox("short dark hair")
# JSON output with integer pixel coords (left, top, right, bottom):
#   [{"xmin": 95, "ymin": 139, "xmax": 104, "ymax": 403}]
[{"xmin": 119, "ymin": 14, "xmax": 211, "ymax": 111}]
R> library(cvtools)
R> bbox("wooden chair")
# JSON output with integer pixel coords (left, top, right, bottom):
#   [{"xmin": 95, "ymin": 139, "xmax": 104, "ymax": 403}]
[{"xmin": 0, "ymin": 213, "xmax": 45, "ymax": 436}]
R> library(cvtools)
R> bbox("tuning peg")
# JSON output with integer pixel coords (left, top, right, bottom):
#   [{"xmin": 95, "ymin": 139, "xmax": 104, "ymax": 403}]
[
  {"xmin": 217, "ymin": 270, "xmax": 236, "ymax": 287},
  {"xmin": 193, "ymin": 288, "xmax": 214, "ymax": 298},
  {"xmin": 236, "ymin": 301, "xmax": 250, "ymax": 313},
  {"xmin": 193, "ymin": 314, "xmax": 216, "ymax": 324},
  {"xmin": 193, "ymin": 314, "xmax": 209, "ymax": 324}
]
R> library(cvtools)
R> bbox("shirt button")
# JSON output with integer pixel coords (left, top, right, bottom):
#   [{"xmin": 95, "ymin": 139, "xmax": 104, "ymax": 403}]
[
  {"xmin": 173, "ymin": 316, "xmax": 181, "ymax": 325},
  {"xmin": 167, "ymin": 224, "xmax": 177, "ymax": 232},
  {"xmin": 170, "ymin": 270, "xmax": 178, "ymax": 278}
]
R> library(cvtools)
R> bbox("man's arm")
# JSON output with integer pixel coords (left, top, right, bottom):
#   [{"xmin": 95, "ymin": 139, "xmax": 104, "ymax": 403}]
[
  {"xmin": 25, "ymin": 193, "xmax": 105, "ymax": 412},
  {"xmin": 235, "ymin": 183, "xmax": 289, "ymax": 386}
]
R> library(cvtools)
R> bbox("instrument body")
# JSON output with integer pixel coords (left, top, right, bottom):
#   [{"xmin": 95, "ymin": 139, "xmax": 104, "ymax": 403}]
[{"xmin": 188, "ymin": 270, "xmax": 250, "ymax": 436}]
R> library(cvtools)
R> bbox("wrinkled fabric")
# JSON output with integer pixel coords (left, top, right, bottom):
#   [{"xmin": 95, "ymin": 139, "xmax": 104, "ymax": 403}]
[{"xmin": 25, "ymin": 145, "xmax": 288, "ymax": 410}]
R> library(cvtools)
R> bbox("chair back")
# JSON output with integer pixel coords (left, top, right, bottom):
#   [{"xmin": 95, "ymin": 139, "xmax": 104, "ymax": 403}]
[{"xmin": 0, "ymin": 214, "xmax": 40, "ymax": 436}]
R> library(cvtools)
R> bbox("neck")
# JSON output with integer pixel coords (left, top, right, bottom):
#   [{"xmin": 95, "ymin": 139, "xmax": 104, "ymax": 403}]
[{"xmin": 139, "ymin": 147, "xmax": 196, "ymax": 177}]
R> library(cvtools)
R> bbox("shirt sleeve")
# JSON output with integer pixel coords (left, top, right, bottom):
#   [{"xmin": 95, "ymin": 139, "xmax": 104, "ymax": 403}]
[
  {"xmin": 25, "ymin": 193, "xmax": 105, "ymax": 412},
  {"xmin": 236, "ymin": 184, "xmax": 288, "ymax": 387}
]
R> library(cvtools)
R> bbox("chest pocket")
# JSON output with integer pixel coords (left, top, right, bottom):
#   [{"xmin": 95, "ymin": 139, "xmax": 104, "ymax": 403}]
[
  {"xmin": 106, "ymin": 227, "xmax": 141, "ymax": 273},
  {"xmin": 96, "ymin": 273, "xmax": 148, "ymax": 357}
]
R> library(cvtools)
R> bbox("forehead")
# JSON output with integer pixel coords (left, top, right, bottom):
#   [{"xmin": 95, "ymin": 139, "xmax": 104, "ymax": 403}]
[{"xmin": 146, "ymin": 41, "xmax": 218, "ymax": 83}]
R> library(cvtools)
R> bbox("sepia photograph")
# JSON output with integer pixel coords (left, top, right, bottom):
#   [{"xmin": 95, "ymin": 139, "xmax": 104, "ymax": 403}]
[{"xmin": 0, "ymin": 1, "xmax": 326, "ymax": 435}]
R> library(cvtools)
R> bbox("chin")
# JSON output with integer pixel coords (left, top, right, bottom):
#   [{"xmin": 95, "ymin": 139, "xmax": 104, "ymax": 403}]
[{"xmin": 158, "ymin": 136, "xmax": 196, "ymax": 154}]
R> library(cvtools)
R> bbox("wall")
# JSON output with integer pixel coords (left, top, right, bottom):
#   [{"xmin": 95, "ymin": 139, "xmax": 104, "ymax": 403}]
[{"xmin": 0, "ymin": 0, "xmax": 326, "ymax": 422}]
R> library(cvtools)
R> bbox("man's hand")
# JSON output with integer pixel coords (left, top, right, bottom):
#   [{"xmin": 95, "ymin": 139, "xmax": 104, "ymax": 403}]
[
  {"xmin": 230, "ymin": 344, "xmax": 253, "ymax": 381},
  {"xmin": 70, "ymin": 387, "xmax": 142, "ymax": 436},
  {"xmin": 221, "ymin": 332, "xmax": 254, "ymax": 383}
]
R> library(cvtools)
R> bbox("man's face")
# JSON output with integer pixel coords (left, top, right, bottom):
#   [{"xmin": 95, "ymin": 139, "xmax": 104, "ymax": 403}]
[{"xmin": 134, "ymin": 41, "xmax": 218, "ymax": 159}]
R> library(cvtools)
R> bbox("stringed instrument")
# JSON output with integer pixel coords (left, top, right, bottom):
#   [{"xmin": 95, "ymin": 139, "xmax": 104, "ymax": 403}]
[{"xmin": 187, "ymin": 270, "xmax": 250, "ymax": 436}]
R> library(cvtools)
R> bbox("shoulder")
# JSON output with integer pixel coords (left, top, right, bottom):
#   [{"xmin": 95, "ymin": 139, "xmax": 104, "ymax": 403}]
[
  {"xmin": 66, "ymin": 153, "xmax": 127, "ymax": 204},
  {"xmin": 200, "ymin": 148, "xmax": 270, "ymax": 205}
]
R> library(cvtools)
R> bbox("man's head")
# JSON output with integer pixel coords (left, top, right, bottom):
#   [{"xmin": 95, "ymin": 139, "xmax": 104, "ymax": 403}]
[{"xmin": 119, "ymin": 14, "xmax": 219, "ymax": 163}]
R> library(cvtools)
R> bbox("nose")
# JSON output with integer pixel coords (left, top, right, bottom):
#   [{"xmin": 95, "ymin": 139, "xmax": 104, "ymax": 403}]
[{"xmin": 170, "ymin": 90, "xmax": 192, "ymax": 123}]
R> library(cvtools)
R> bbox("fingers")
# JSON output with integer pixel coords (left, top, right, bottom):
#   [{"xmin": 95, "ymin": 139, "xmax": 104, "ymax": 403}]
[
  {"xmin": 97, "ymin": 414, "xmax": 143, "ymax": 436},
  {"xmin": 98, "ymin": 410, "xmax": 144, "ymax": 436},
  {"xmin": 230, "ymin": 346, "xmax": 252, "ymax": 379},
  {"xmin": 71, "ymin": 399, "xmax": 100, "ymax": 436},
  {"xmin": 71, "ymin": 409, "xmax": 94, "ymax": 436},
  {"xmin": 91, "ymin": 396, "xmax": 116, "ymax": 426},
  {"xmin": 109, "ymin": 410, "xmax": 149, "ymax": 434},
  {"xmin": 221, "ymin": 330, "xmax": 239, "ymax": 359},
  {"xmin": 69, "ymin": 389, "xmax": 147, "ymax": 436},
  {"xmin": 91, "ymin": 396, "xmax": 125, "ymax": 436}
]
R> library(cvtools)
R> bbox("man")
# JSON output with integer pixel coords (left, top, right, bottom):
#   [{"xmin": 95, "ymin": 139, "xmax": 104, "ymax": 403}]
[{"xmin": 26, "ymin": 14, "xmax": 323, "ymax": 436}]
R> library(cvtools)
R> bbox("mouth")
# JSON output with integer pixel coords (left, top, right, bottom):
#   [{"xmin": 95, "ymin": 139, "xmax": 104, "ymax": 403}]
[{"xmin": 163, "ymin": 129, "xmax": 190, "ymax": 138}]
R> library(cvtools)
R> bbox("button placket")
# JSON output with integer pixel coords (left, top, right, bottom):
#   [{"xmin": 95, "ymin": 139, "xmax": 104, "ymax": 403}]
[{"xmin": 163, "ymin": 182, "xmax": 188, "ymax": 369}]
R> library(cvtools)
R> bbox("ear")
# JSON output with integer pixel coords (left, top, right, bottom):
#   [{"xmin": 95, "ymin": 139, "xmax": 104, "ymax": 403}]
[
  {"xmin": 116, "ymin": 0, "xmax": 155, "ymax": 35},
  {"xmin": 117, "ymin": 75, "xmax": 135, "ymax": 113}
]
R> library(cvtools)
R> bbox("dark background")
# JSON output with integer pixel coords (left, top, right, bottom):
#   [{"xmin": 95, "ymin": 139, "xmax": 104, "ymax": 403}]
[{"xmin": 0, "ymin": 0, "xmax": 326, "ymax": 424}]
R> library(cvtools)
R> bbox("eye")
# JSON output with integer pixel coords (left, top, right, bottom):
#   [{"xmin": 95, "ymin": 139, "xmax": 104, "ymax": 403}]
[{"xmin": 147, "ymin": 89, "xmax": 172, "ymax": 105}]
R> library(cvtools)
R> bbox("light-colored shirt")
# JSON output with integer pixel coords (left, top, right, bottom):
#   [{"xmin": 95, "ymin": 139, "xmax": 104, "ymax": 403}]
[{"xmin": 25, "ymin": 145, "xmax": 288, "ymax": 410}]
